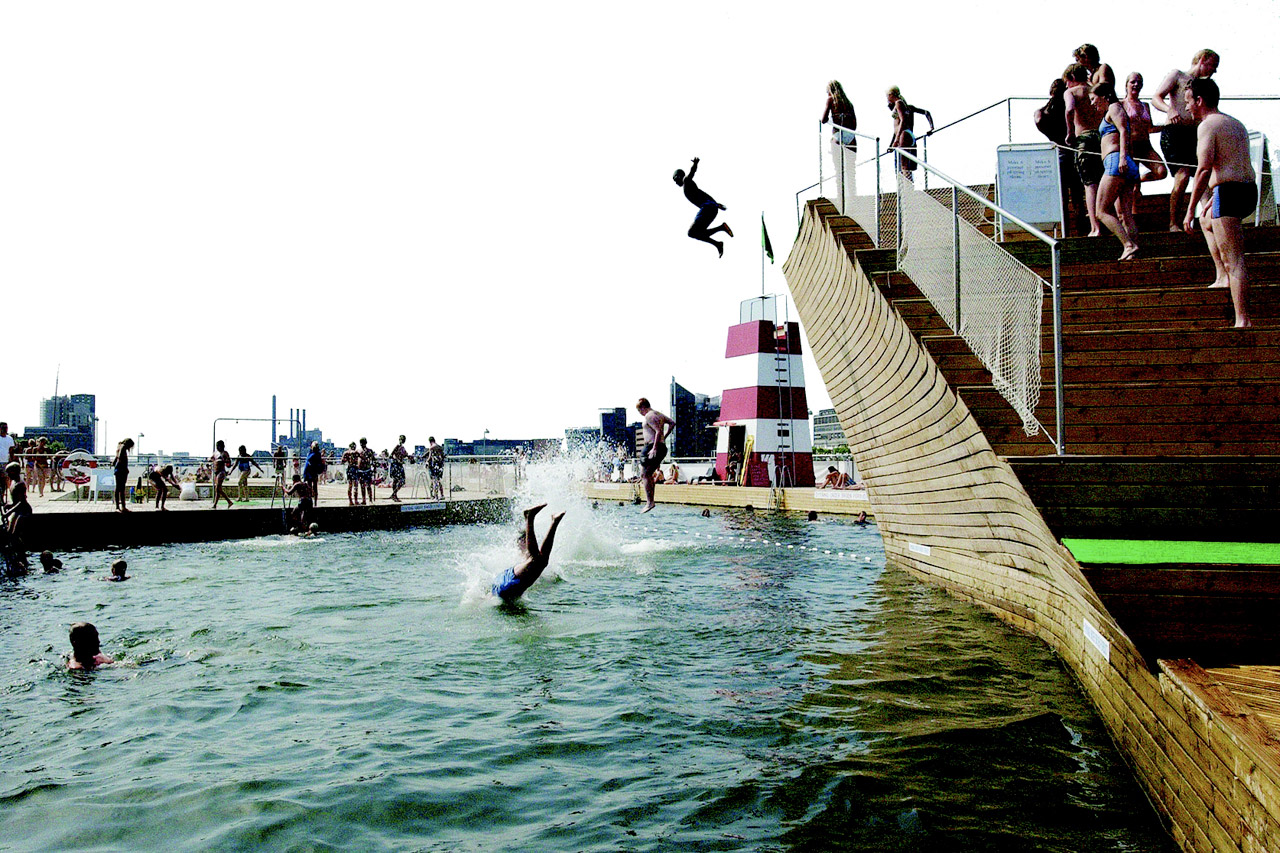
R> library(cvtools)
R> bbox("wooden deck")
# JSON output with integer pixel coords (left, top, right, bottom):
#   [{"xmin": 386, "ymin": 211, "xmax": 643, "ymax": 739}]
[
  {"xmin": 783, "ymin": 195, "xmax": 1280, "ymax": 853},
  {"xmin": 581, "ymin": 481, "xmax": 874, "ymax": 516}
]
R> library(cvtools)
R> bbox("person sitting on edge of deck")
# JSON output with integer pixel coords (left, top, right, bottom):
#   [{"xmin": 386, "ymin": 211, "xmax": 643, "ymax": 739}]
[
  {"xmin": 492, "ymin": 504, "xmax": 565, "ymax": 603},
  {"xmin": 1182, "ymin": 77, "xmax": 1256, "ymax": 328},
  {"xmin": 67, "ymin": 622, "xmax": 114, "ymax": 671},
  {"xmin": 820, "ymin": 466, "xmax": 851, "ymax": 489},
  {"xmin": 101, "ymin": 559, "xmax": 129, "ymax": 582},
  {"xmin": 284, "ymin": 474, "xmax": 314, "ymax": 529}
]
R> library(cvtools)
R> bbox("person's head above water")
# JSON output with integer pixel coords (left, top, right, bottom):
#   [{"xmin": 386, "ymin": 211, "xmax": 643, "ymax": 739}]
[
  {"xmin": 110, "ymin": 559, "xmax": 128, "ymax": 580},
  {"xmin": 672, "ymin": 169, "xmax": 685, "ymax": 187},
  {"xmin": 309, "ymin": 522, "xmax": 320, "ymax": 534},
  {"xmin": 40, "ymin": 550, "xmax": 61, "ymax": 572},
  {"xmin": 69, "ymin": 622, "xmax": 103, "ymax": 669},
  {"xmin": 807, "ymin": 510, "xmax": 818, "ymax": 522}
]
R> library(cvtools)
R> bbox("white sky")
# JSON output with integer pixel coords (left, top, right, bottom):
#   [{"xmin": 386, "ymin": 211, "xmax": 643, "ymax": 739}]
[{"xmin": 3, "ymin": 1, "xmax": 1277, "ymax": 455}]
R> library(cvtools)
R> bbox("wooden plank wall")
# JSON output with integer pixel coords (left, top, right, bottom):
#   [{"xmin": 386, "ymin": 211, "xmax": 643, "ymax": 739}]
[{"xmin": 782, "ymin": 199, "xmax": 1280, "ymax": 852}]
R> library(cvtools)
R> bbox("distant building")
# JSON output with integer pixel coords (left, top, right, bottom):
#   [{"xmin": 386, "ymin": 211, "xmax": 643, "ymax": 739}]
[
  {"xmin": 599, "ymin": 408, "xmax": 630, "ymax": 448},
  {"xmin": 28, "ymin": 393, "xmax": 96, "ymax": 453},
  {"xmin": 812, "ymin": 408, "xmax": 849, "ymax": 448},
  {"xmin": 669, "ymin": 381, "xmax": 720, "ymax": 458},
  {"xmin": 565, "ymin": 427, "xmax": 602, "ymax": 450},
  {"xmin": 446, "ymin": 437, "xmax": 560, "ymax": 457}
]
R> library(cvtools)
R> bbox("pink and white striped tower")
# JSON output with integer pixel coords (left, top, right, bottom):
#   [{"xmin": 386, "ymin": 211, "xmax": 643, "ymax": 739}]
[{"xmin": 714, "ymin": 296, "xmax": 814, "ymax": 487}]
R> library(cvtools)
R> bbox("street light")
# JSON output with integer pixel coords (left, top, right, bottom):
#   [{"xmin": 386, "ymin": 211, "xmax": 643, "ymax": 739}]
[{"xmin": 483, "ymin": 429, "xmax": 489, "ymax": 456}]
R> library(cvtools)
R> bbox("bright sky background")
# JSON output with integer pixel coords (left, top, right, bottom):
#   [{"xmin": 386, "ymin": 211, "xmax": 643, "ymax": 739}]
[{"xmin": 4, "ymin": 1, "xmax": 1277, "ymax": 455}]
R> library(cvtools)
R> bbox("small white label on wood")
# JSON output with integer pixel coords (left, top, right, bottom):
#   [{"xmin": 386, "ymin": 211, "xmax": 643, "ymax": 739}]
[
  {"xmin": 908, "ymin": 542, "xmax": 931, "ymax": 556},
  {"xmin": 1083, "ymin": 619, "xmax": 1110, "ymax": 662},
  {"xmin": 596, "ymin": 484, "xmax": 623, "ymax": 491},
  {"xmin": 401, "ymin": 502, "xmax": 445, "ymax": 513},
  {"xmin": 813, "ymin": 489, "xmax": 868, "ymax": 501}
]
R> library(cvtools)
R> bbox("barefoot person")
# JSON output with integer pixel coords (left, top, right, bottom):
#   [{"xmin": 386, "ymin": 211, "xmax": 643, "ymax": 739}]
[
  {"xmin": 673, "ymin": 157, "xmax": 733, "ymax": 257},
  {"xmin": 232, "ymin": 445, "xmax": 264, "ymax": 503},
  {"xmin": 1073, "ymin": 43, "xmax": 1115, "ymax": 87},
  {"xmin": 1123, "ymin": 72, "xmax": 1167, "ymax": 185},
  {"xmin": 1182, "ymin": 78, "xmax": 1256, "ymax": 329},
  {"xmin": 284, "ymin": 474, "xmax": 314, "ymax": 529},
  {"xmin": 211, "ymin": 440, "xmax": 234, "ymax": 509},
  {"xmin": 492, "ymin": 504, "xmax": 565, "ymax": 603},
  {"xmin": 1064, "ymin": 64, "xmax": 1107, "ymax": 237},
  {"xmin": 635, "ymin": 397, "xmax": 675, "ymax": 513},
  {"xmin": 148, "ymin": 464, "xmax": 181, "ymax": 510},
  {"xmin": 389, "ymin": 436, "xmax": 408, "ymax": 503},
  {"xmin": 112, "ymin": 438, "xmax": 134, "ymax": 513},
  {"xmin": 67, "ymin": 622, "xmax": 114, "ymax": 671},
  {"xmin": 426, "ymin": 436, "xmax": 445, "ymax": 500},
  {"xmin": 1094, "ymin": 82, "xmax": 1141, "ymax": 261},
  {"xmin": 1154, "ymin": 49, "xmax": 1219, "ymax": 231},
  {"xmin": 887, "ymin": 86, "xmax": 934, "ymax": 180},
  {"xmin": 821, "ymin": 79, "xmax": 858, "ymax": 204},
  {"xmin": 341, "ymin": 442, "xmax": 360, "ymax": 506}
]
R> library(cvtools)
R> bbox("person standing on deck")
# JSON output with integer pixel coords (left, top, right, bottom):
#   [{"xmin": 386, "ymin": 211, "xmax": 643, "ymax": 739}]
[
  {"xmin": 211, "ymin": 440, "xmax": 234, "ymax": 509},
  {"xmin": 1182, "ymin": 78, "xmax": 1256, "ymax": 329},
  {"xmin": 427, "ymin": 437, "xmax": 445, "ymax": 500},
  {"xmin": 821, "ymin": 80, "xmax": 858, "ymax": 204},
  {"xmin": 113, "ymin": 438, "xmax": 134, "ymax": 513},
  {"xmin": 1064, "ymin": 64, "xmax": 1107, "ymax": 237},
  {"xmin": 673, "ymin": 158, "xmax": 733, "ymax": 258},
  {"xmin": 1073, "ymin": 43, "xmax": 1115, "ymax": 87},
  {"xmin": 233, "ymin": 445, "xmax": 264, "ymax": 503},
  {"xmin": 0, "ymin": 423, "xmax": 13, "ymax": 499},
  {"xmin": 887, "ymin": 86, "xmax": 933, "ymax": 181},
  {"xmin": 389, "ymin": 436, "xmax": 408, "ymax": 503},
  {"xmin": 357, "ymin": 438, "xmax": 376, "ymax": 504},
  {"xmin": 303, "ymin": 441, "xmax": 325, "ymax": 507},
  {"xmin": 1153, "ymin": 49, "xmax": 1220, "ymax": 231},
  {"xmin": 635, "ymin": 398, "xmax": 674, "ymax": 513}
]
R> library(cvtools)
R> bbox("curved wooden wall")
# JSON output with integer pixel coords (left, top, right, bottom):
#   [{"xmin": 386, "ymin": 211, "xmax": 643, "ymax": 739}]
[{"xmin": 783, "ymin": 199, "xmax": 1280, "ymax": 853}]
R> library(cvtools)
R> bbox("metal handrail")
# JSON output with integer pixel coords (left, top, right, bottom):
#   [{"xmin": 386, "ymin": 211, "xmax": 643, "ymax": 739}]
[
  {"xmin": 895, "ymin": 148, "xmax": 1065, "ymax": 455},
  {"xmin": 814, "ymin": 122, "xmax": 882, "ymax": 243}
]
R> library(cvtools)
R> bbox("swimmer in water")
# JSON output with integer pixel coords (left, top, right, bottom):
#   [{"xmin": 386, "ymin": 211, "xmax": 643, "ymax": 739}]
[
  {"xmin": 102, "ymin": 559, "xmax": 129, "ymax": 582},
  {"xmin": 67, "ymin": 622, "xmax": 114, "ymax": 670},
  {"xmin": 492, "ymin": 504, "xmax": 565, "ymax": 603},
  {"xmin": 39, "ymin": 550, "xmax": 62, "ymax": 572}
]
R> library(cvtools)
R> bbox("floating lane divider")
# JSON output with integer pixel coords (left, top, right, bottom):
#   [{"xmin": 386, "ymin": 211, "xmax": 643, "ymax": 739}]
[{"xmin": 619, "ymin": 524, "xmax": 876, "ymax": 562}]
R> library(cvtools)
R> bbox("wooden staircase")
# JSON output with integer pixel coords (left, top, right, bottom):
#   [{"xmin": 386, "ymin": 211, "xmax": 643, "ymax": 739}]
[{"xmin": 839, "ymin": 193, "xmax": 1280, "ymax": 665}]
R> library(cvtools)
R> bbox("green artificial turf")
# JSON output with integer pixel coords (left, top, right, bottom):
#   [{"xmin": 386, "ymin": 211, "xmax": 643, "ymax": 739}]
[{"xmin": 1063, "ymin": 538, "xmax": 1280, "ymax": 566}]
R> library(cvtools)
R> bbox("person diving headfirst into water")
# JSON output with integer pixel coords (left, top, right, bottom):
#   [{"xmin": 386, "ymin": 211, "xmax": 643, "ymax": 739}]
[
  {"xmin": 492, "ymin": 504, "xmax": 565, "ymax": 603},
  {"xmin": 673, "ymin": 157, "xmax": 733, "ymax": 257}
]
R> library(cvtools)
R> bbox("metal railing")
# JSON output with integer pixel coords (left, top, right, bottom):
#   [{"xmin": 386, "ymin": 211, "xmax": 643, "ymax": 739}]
[
  {"xmin": 893, "ymin": 148, "xmax": 1063, "ymax": 453},
  {"xmin": 798, "ymin": 124, "xmax": 883, "ymax": 244}
]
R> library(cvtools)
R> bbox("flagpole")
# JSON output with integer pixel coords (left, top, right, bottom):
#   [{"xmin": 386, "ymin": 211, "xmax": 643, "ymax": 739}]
[{"xmin": 760, "ymin": 209, "xmax": 765, "ymax": 296}]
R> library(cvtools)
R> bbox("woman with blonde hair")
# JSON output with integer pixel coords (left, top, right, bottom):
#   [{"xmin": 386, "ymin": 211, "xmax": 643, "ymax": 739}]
[
  {"xmin": 1093, "ymin": 81, "xmax": 1140, "ymax": 260},
  {"xmin": 821, "ymin": 80, "xmax": 858, "ymax": 207}
]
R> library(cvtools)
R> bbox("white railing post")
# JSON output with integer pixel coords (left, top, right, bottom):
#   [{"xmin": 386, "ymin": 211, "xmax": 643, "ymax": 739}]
[
  {"xmin": 875, "ymin": 138, "xmax": 882, "ymax": 247},
  {"xmin": 952, "ymin": 185, "xmax": 961, "ymax": 330},
  {"xmin": 1051, "ymin": 242, "xmax": 1065, "ymax": 455}
]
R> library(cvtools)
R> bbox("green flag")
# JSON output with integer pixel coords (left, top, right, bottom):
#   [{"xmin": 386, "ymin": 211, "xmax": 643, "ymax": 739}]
[{"xmin": 761, "ymin": 215, "xmax": 774, "ymax": 264}]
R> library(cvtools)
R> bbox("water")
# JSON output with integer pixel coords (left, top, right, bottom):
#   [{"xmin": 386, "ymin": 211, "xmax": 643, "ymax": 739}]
[{"xmin": 0, "ymin": 491, "xmax": 1174, "ymax": 851}]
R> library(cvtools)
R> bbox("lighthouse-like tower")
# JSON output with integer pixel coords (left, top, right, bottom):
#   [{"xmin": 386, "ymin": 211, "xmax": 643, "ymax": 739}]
[{"xmin": 714, "ymin": 295, "xmax": 815, "ymax": 487}]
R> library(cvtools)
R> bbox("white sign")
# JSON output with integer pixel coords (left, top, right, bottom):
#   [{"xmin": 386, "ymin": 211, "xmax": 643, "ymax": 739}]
[
  {"xmin": 812, "ymin": 489, "xmax": 868, "ymax": 501},
  {"xmin": 401, "ymin": 502, "xmax": 445, "ymax": 513},
  {"xmin": 908, "ymin": 542, "xmax": 932, "ymax": 556},
  {"xmin": 1083, "ymin": 618, "xmax": 1111, "ymax": 662},
  {"xmin": 996, "ymin": 143, "xmax": 1063, "ymax": 234}
]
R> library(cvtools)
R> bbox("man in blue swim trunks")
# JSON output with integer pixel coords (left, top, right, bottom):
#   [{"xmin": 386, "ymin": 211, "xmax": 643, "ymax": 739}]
[
  {"xmin": 673, "ymin": 157, "xmax": 733, "ymax": 257},
  {"xmin": 493, "ymin": 503, "xmax": 565, "ymax": 603},
  {"xmin": 1182, "ymin": 78, "xmax": 1256, "ymax": 328}
]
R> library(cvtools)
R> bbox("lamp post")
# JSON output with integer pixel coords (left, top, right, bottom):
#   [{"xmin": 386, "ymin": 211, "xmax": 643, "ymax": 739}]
[{"xmin": 483, "ymin": 429, "xmax": 489, "ymax": 457}]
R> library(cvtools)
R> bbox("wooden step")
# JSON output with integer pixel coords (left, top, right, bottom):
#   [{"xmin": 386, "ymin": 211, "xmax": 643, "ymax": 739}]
[
  {"xmin": 1002, "ymin": 226, "xmax": 1280, "ymax": 267},
  {"xmin": 1009, "ymin": 456, "xmax": 1280, "ymax": 542},
  {"xmin": 1081, "ymin": 563, "xmax": 1280, "ymax": 665}
]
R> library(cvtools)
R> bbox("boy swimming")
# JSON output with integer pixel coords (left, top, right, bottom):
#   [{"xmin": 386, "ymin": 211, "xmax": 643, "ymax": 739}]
[{"xmin": 492, "ymin": 504, "xmax": 565, "ymax": 603}]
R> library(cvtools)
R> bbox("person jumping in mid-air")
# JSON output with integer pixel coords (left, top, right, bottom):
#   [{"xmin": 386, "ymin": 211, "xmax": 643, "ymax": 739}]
[
  {"xmin": 492, "ymin": 503, "xmax": 565, "ymax": 603},
  {"xmin": 673, "ymin": 157, "xmax": 733, "ymax": 257}
]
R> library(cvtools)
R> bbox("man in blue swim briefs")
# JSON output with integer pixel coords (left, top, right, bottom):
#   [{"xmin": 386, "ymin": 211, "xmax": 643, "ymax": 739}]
[
  {"xmin": 1182, "ymin": 78, "xmax": 1257, "ymax": 329},
  {"xmin": 673, "ymin": 157, "xmax": 733, "ymax": 257},
  {"xmin": 493, "ymin": 503, "xmax": 565, "ymax": 603}
]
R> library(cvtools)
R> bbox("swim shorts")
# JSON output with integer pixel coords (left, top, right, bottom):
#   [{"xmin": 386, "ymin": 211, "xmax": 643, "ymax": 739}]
[
  {"xmin": 1103, "ymin": 152, "xmax": 1139, "ymax": 181},
  {"xmin": 641, "ymin": 443, "xmax": 667, "ymax": 476},
  {"xmin": 1160, "ymin": 124, "xmax": 1197, "ymax": 172},
  {"xmin": 689, "ymin": 201, "xmax": 720, "ymax": 235},
  {"xmin": 492, "ymin": 566, "xmax": 527, "ymax": 601},
  {"xmin": 1212, "ymin": 181, "xmax": 1258, "ymax": 219},
  {"xmin": 1073, "ymin": 131, "xmax": 1103, "ymax": 186}
]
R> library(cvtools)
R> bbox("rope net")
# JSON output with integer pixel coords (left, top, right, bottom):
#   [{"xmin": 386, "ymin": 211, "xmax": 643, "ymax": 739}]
[{"xmin": 895, "ymin": 173, "xmax": 1045, "ymax": 435}]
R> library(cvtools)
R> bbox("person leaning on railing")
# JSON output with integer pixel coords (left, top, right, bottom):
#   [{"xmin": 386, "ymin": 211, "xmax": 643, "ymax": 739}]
[{"xmin": 886, "ymin": 86, "xmax": 933, "ymax": 181}]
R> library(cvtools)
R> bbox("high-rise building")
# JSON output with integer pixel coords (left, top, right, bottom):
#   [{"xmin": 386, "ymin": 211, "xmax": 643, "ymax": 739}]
[
  {"xmin": 812, "ymin": 408, "xmax": 849, "ymax": 448},
  {"xmin": 669, "ymin": 381, "xmax": 720, "ymax": 458},
  {"xmin": 28, "ymin": 393, "xmax": 96, "ymax": 452}
]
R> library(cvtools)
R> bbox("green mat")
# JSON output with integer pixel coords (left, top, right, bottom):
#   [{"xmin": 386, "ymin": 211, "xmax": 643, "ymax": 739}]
[{"xmin": 1064, "ymin": 538, "xmax": 1280, "ymax": 566}]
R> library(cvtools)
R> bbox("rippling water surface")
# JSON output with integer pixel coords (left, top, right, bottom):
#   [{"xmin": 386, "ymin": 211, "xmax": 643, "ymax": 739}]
[{"xmin": 1, "ymin": 489, "xmax": 1173, "ymax": 852}]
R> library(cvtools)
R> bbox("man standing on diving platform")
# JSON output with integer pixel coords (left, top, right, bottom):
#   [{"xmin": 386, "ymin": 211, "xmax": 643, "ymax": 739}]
[{"xmin": 673, "ymin": 157, "xmax": 733, "ymax": 257}]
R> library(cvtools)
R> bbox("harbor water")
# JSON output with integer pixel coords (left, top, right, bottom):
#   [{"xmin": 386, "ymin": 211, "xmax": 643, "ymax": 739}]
[{"xmin": 1, "ymin": 488, "xmax": 1174, "ymax": 851}]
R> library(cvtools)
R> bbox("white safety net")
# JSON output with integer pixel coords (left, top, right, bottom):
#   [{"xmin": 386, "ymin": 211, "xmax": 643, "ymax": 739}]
[{"xmin": 895, "ymin": 173, "xmax": 1045, "ymax": 435}]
